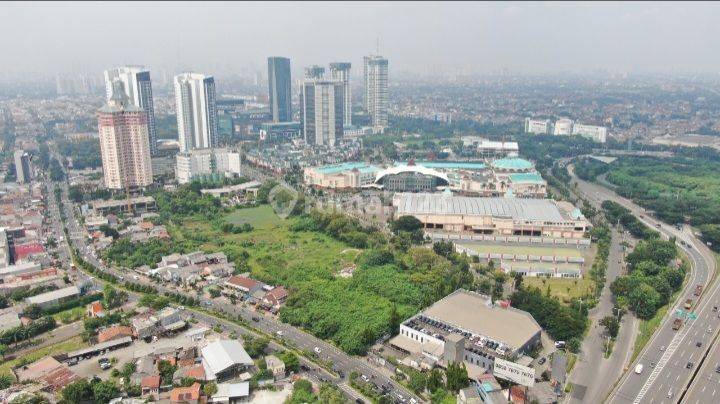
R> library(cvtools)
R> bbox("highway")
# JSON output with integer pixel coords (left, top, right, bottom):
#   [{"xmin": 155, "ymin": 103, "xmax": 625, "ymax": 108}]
[
  {"xmin": 567, "ymin": 165, "xmax": 719, "ymax": 404},
  {"xmin": 51, "ymin": 179, "xmax": 421, "ymax": 404}
]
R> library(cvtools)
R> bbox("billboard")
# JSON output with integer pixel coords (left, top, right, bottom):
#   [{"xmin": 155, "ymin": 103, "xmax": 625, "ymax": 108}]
[{"xmin": 493, "ymin": 358, "xmax": 536, "ymax": 387}]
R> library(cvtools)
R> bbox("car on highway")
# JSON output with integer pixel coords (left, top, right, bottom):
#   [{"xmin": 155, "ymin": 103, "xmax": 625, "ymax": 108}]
[
  {"xmin": 696, "ymin": 341, "xmax": 702, "ymax": 348},
  {"xmin": 635, "ymin": 364, "xmax": 644, "ymax": 374},
  {"xmin": 686, "ymin": 362, "xmax": 694, "ymax": 369},
  {"xmin": 716, "ymin": 365, "xmax": 720, "ymax": 374},
  {"xmin": 667, "ymin": 389, "xmax": 673, "ymax": 398},
  {"xmin": 708, "ymin": 327, "xmax": 713, "ymax": 333},
  {"xmin": 660, "ymin": 345, "xmax": 666, "ymax": 351}
]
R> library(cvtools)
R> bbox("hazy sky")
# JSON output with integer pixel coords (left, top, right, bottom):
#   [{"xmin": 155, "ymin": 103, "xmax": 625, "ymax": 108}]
[{"xmin": 2, "ymin": 1, "xmax": 720, "ymax": 78}]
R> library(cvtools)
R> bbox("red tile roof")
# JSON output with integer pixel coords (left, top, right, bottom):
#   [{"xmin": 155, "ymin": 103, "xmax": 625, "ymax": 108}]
[
  {"xmin": 13, "ymin": 243, "xmax": 44, "ymax": 260},
  {"xmin": 141, "ymin": 375, "xmax": 161, "ymax": 389},
  {"xmin": 87, "ymin": 301, "xmax": 104, "ymax": 316},
  {"xmin": 170, "ymin": 382, "xmax": 201, "ymax": 402},
  {"xmin": 225, "ymin": 275, "xmax": 261, "ymax": 291},
  {"xmin": 97, "ymin": 325, "xmax": 134, "ymax": 343}
]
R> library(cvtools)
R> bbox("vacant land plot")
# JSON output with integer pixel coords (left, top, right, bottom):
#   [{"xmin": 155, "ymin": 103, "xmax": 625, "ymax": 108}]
[
  {"xmin": 173, "ymin": 207, "xmax": 360, "ymax": 284},
  {"xmin": 522, "ymin": 277, "xmax": 596, "ymax": 302},
  {"xmin": 225, "ymin": 205, "xmax": 285, "ymax": 229}
]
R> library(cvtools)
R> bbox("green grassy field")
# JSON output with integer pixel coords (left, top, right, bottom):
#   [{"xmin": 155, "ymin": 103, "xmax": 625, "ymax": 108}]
[
  {"xmin": 522, "ymin": 277, "xmax": 596, "ymax": 302},
  {"xmin": 225, "ymin": 205, "xmax": 285, "ymax": 229},
  {"xmin": 174, "ymin": 205, "xmax": 361, "ymax": 283},
  {"xmin": 458, "ymin": 243, "xmax": 586, "ymax": 258},
  {"xmin": 0, "ymin": 336, "xmax": 87, "ymax": 379}
]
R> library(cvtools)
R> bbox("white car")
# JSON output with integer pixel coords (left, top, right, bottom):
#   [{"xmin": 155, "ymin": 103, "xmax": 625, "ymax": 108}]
[
  {"xmin": 314, "ymin": 347, "xmax": 322, "ymax": 354},
  {"xmin": 635, "ymin": 364, "xmax": 644, "ymax": 374},
  {"xmin": 276, "ymin": 331, "xmax": 284, "ymax": 337}
]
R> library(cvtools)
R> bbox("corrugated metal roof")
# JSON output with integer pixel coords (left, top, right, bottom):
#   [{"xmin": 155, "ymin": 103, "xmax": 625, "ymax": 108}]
[{"xmin": 396, "ymin": 193, "xmax": 565, "ymax": 222}]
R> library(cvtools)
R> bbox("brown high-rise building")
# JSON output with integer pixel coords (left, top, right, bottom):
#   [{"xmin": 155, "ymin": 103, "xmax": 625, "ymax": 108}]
[{"xmin": 97, "ymin": 81, "xmax": 153, "ymax": 190}]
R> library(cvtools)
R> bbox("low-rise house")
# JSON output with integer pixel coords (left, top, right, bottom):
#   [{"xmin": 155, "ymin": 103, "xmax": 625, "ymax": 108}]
[
  {"xmin": 265, "ymin": 355, "xmax": 285, "ymax": 378},
  {"xmin": 223, "ymin": 276, "xmax": 264, "ymax": 297},
  {"xmin": 15, "ymin": 356, "xmax": 80, "ymax": 392},
  {"xmin": 98, "ymin": 325, "xmax": 134, "ymax": 343},
  {"xmin": 170, "ymin": 382, "xmax": 202, "ymax": 403},
  {"xmin": 140, "ymin": 375, "xmax": 161, "ymax": 397},
  {"xmin": 0, "ymin": 311, "xmax": 22, "ymax": 333},
  {"xmin": 87, "ymin": 301, "xmax": 105, "ymax": 318},
  {"xmin": 261, "ymin": 286, "xmax": 288, "ymax": 310},
  {"xmin": 133, "ymin": 314, "xmax": 160, "ymax": 340},
  {"xmin": 173, "ymin": 364, "xmax": 206, "ymax": 384},
  {"xmin": 210, "ymin": 382, "xmax": 250, "ymax": 403}
]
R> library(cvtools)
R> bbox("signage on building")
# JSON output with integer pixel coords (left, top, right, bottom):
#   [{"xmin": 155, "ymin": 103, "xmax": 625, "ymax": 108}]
[{"xmin": 493, "ymin": 358, "xmax": 535, "ymax": 387}]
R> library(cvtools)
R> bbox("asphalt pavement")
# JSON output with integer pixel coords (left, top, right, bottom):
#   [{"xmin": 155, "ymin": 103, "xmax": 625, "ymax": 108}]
[{"xmin": 566, "ymin": 165, "xmax": 718, "ymax": 404}]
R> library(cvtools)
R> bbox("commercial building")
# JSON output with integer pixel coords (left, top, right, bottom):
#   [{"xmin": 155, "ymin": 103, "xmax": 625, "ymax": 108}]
[
  {"xmin": 14, "ymin": 150, "xmax": 31, "ymax": 184},
  {"xmin": 268, "ymin": 57, "xmax": 292, "ymax": 123},
  {"xmin": 363, "ymin": 55, "xmax": 389, "ymax": 132},
  {"xmin": 91, "ymin": 195, "xmax": 156, "ymax": 215},
  {"xmin": 304, "ymin": 162, "xmax": 382, "ymax": 189},
  {"xmin": 329, "ymin": 62, "xmax": 352, "ymax": 127},
  {"xmin": 175, "ymin": 148, "xmax": 241, "ymax": 184},
  {"xmin": 573, "ymin": 123, "xmax": 608, "ymax": 143},
  {"xmin": 25, "ymin": 285, "xmax": 81, "ymax": 309},
  {"xmin": 0, "ymin": 230, "xmax": 8, "ymax": 268},
  {"xmin": 104, "ymin": 66, "xmax": 158, "ymax": 155},
  {"xmin": 524, "ymin": 118, "xmax": 552, "ymax": 135},
  {"xmin": 390, "ymin": 289, "xmax": 541, "ymax": 375},
  {"xmin": 201, "ymin": 339, "xmax": 254, "ymax": 381},
  {"xmin": 302, "ymin": 80, "xmax": 345, "ymax": 147},
  {"xmin": 174, "ymin": 73, "xmax": 218, "ymax": 152},
  {"xmin": 394, "ymin": 192, "xmax": 590, "ymax": 239},
  {"xmin": 304, "ymin": 65, "xmax": 325, "ymax": 79},
  {"xmin": 259, "ymin": 122, "xmax": 301, "ymax": 143},
  {"xmin": 375, "ymin": 165, "xmax": 450, "ymax": 192},
  {"xmin": 553, "ymin": 119, "xmax": 574, "ymax": 136},
  {"xmin": 460, "ymin": 138, "xmax": 519, "ymax": 157},
  {"xmin": 97, "ymin": 81, "xmax": 154, "ymax": 190}
]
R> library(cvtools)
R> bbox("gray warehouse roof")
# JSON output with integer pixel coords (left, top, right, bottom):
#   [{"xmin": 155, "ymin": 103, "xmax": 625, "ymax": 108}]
[
  {"xmin": 26, "ymin": 285, "xmax": 80, "ymax": 305},
  {"xmin": 421, "ymin": 289, "xmax": 541, "ymax": 350},
  {"xmin": 201, "ymin": 339, "xmax": 253, "ymax": 376},
  {"xmin": 395, "ymin": 193, "xmax": 566, "ymax": 222}
]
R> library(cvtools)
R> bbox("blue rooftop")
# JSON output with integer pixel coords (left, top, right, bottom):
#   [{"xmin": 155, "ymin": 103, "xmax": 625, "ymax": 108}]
[
  {"xmin": 394, "ymin": 161, "xmax": 486, "ymax": 170},
  {"xmin": 492, "ymin": 158, "xmax": 534, "ymax": 170},
  {"xmin": 315, "ymin": 162, "xmax": 381, "ymax": 174},
  {"xmin": 509, "ymin": 172, "xmax": 546, "ymax": 184}
]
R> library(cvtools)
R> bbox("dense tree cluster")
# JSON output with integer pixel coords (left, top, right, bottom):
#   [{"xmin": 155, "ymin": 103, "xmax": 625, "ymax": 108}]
[
  {"xmin": 102, "ymin": 238, "xmax": 187, "ymax": 269},
  {"xmin": 280, "ymin": 242, "xmax": 473, "ymax": 354},
  {"xmin": 291, "ymin": 210, "xmax": 384, "ymax": 249},
  {"xmin": 610, "ymin": 238, "xmax": 682, "ymax": 319},
  {"xmin": 602, "ymin": 200, "xmax": 659, "ymax": 240},
  {"xmin": 0, "ymin": 316, "xmax": 56, "ymax": 345},
  {"xmin": 601, "ymin": 156, "xmax": 720, "ymax": 246},
  {"xmin": 509, "ymin": 286, "xmax": 587, "ymax": 343},
  {"xmin": 57, "ymin": 139, "xmax": 102, "ymax": 169}
]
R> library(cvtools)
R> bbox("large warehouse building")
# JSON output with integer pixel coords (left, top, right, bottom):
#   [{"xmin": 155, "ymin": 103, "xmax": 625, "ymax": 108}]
[
  {"xmin": 393, "ymin": 192, "xmax": 590, "ymax": 239},
  {"xmin": 390, "ymin": 289, "xmax": 542, "ymax": 376}
]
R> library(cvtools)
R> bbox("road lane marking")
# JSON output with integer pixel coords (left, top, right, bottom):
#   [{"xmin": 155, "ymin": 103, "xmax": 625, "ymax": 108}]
[{"xmin": 633, "ymin": 326, "xmax": 692, "ymax": 404}]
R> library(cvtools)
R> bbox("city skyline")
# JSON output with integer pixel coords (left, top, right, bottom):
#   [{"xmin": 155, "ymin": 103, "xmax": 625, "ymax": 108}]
[{"xmin": 3, "ymin": 2, "xmax": 720, "ymax": 79}]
